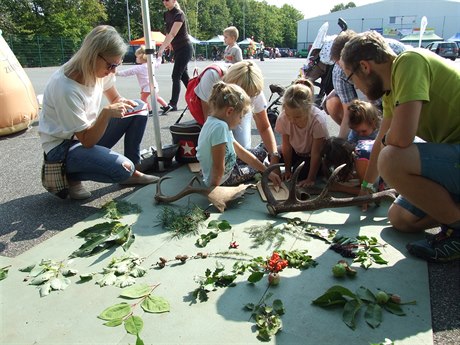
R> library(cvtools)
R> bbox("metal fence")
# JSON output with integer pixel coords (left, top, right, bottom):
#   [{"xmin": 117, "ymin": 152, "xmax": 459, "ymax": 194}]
[{"xmin": 4, "ymin": 35, "xmax": 81, "ymax": 68}]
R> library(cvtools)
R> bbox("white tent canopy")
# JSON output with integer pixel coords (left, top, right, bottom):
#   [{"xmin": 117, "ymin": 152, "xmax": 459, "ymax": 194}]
[{"xmin": 205, "ymin": 35, "xmax": 224, "ymax": 44}]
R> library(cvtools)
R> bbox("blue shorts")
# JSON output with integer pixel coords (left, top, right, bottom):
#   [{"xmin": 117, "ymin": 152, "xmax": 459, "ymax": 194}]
[{"xmin": 395, "ymin": 142, "xmax": 460, "ymax": 218}]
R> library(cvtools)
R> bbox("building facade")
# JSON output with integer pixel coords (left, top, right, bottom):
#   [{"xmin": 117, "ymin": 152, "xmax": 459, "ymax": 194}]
[{"xmin": 297, "ymin": 0, "xmax": 460, "ymax": 49}]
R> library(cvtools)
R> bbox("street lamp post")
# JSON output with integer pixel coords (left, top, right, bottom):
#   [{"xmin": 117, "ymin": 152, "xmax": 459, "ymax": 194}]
[
  {"xmin": 126, "ymin": 0, "xmax": 131, "ymax": 42},
  {"xmin": 243, "ymin": 0, "xmax": 246, "ymax": 39}
]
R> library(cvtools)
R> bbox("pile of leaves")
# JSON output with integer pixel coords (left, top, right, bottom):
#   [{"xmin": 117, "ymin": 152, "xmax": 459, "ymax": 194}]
[
  {"xmin": 312, "ymin": 285, "xmax": 415, "ymax": 329},
  {"xmin": 19, "ymin": 259, "xmax": 77, "ymax": 297},
  {"xmin": 69, "ymin": 221, "xmax": 134, "ymax": 258},
  {"xmin": 79, "ymin": 252, "xmax": 147, "ymax": 287},
  {"xmin": 192, "ymin": 262, "xmax": 238, "ymax": 302},
  {"xmin": 330, "ymin": 235, "xmax": 388, "ymax": 268},
  {"xmin": 245, "ymin": 293, "xmax": 285, "ymax": 341},
  {"xmin": 196, "ymin": 220, "xmax": 232, "ymax": 247},
  {"xmin": 101, "ymin": 200, "xmax": 142, "ymax": 219}
]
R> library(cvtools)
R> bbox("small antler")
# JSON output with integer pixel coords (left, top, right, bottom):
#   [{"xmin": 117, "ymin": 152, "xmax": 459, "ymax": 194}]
[
  {"xmin": 155, "ymin": 175, "xmax": 210, "ymax": 203},
  {"xmin": 261, "ymin": 163, "xmax": 397, "ymax": 215},
  {"xmin": 154, "ymin": 175, "xmax": 253, "ymax": 212}
]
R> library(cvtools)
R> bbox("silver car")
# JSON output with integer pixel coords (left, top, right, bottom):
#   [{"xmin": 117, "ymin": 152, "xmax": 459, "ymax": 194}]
[{"xmin": 425, "ymin": 41, "xmax": 458, "ymax": 61}]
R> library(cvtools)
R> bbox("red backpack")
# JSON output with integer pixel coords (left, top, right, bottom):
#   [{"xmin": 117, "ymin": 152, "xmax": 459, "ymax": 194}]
[{"xmin": 185, "ymin": 65, "xmax": 224, "ymax": 125}]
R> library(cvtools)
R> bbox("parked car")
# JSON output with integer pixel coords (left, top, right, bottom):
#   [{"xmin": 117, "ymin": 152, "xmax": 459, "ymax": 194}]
[
  {"xmin": 425, "ymin": 41, "xmax": 458, "ymax": 61},
  {"xmin": 296, "ymin": 48, "xmax": 309, "ymax": 58},
  {"xmin": 452, "ymin": 41, "xmax": 460, "ymax": 57},
  {"xmin": 278, "ymin": 48, "xmax": 293, "ymax": 57},
  {"xmin": 123, "ymin": 45, "xmax": 140, "ymax": 64}
]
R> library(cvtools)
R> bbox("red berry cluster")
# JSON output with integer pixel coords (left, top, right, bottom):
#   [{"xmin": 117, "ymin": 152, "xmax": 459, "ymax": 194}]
[{"xmin": 267, "ymin": 252, "xmax": 288, "ymax": 273}]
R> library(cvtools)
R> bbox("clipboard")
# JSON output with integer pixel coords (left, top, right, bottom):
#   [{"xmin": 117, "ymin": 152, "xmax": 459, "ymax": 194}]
[
  {"xmin": 256, "ymin": 181, "xmax": 289, "ymax": 201},
  {"xmin": 122, "ymin": 101, "xmax": 149, "ymax": 118}
]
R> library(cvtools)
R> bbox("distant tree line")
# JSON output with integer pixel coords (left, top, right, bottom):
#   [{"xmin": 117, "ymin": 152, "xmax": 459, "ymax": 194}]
[{"xmin": 0, "ymin": 0, "xmax": 305, "ymax": 48}]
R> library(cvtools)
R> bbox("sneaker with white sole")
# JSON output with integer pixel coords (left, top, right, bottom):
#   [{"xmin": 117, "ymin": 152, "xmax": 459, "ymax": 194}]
[
  {"xmin": 120, "ymin": 173, "xmax": 159, "ymax": 185},
  {"xmin": 406, "ymin": 225, "xmax": 460, "ymax": 263},
  {"xmin": 68, "ymin": 183, "xmax": 92, "ymax": 200}
]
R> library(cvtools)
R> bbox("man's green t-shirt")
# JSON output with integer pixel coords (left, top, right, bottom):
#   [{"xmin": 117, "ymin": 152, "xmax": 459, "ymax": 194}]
[{"xmin": 383, "ymin": 48, "xmax": 460, "ymax": 143}]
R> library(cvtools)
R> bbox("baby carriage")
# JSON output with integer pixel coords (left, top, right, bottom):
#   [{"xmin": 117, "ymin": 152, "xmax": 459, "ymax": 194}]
[{"xmin": 300, "ymin": 18, "xmax": 348, "ymax": 106}]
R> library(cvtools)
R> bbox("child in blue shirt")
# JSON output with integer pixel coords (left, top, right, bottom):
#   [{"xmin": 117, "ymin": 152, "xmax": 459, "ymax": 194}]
[{"xmin": 197, "ymin": 81, "xmax": 281, "ymax": 187}]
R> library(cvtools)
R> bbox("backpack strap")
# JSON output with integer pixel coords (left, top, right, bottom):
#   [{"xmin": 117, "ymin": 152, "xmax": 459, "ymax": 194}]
[{"xmin": 197, "ymin": 65, "xmax": 224, "ymax": 82}]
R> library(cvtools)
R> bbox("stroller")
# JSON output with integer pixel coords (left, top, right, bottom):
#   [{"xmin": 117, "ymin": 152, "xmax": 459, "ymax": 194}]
[{"xmin": 300, "ymin": 18, "xmax": 348, "ymax": 107}]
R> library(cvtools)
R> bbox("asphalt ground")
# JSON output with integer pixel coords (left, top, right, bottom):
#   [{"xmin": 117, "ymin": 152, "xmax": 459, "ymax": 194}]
[{"xmin": 1, "ymin": 57, "xmax": 459, "ymax": 344}]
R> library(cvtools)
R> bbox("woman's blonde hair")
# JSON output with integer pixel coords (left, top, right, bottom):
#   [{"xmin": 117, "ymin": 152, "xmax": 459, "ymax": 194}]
[
  {"xmin": 223, "ymin": 61, "xmax": 263, "ymax": 98},
  {"xmin": 64, "ymin": 25, "xmax": 127, "ymax": 86},
  {"xmin": 282, "ymin": 83, "xmax": 314, "ymax": 114},
  {"xmin": 209, "ymin": 81, "xmax": 251, "ymax": 115},
  {"xmin": 348, "ymin": 99, "xmax": 381, "ymax": 130},
  {"xmin": 135, "ymin": 45, "xmax": 148, "ymax": 62}
]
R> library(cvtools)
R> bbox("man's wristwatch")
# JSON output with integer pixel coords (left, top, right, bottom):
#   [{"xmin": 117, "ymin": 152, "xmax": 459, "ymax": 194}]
[{"xmin": 269, "ymin": 152, "xmax": 281, "ymax": 159}]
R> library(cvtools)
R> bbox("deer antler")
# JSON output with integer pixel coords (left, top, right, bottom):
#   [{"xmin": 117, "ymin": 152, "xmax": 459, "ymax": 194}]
[
  {"xmin": 155, "ymin": 175, "xmax": 210, "ymax": 202},
  {"xmin": 261, "ymin": 163, "xmax": 397, "ymax": 216},
  {"xmin": 154, "ymin": 175, "xmax": 253, "ymax": 212}
]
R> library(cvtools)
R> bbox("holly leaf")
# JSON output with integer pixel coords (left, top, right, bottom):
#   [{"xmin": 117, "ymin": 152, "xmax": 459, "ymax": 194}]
[
  {"xmin": 342, "ymin": 299, "xmax": 362, "ymax": 330},
  {"xmin": 141, "ymin": 295, "xmax": 170, "ymax": 313},
  {"xmin": 124, "ymin": 315, "xmax": 144, "ymax": 335},
  {"xmin": 365, "ymin": 303, "xmax": 382, "ymax": 328}
]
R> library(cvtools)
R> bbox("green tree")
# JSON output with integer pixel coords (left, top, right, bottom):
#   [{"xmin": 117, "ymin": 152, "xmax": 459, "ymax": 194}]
[
  {"xmin": 0, "ymin": 0, "xmax": 107, "ymax": 42},
  {"xmin": 330, "ymin": 2, "xmax": 356, "ymax": 13}
]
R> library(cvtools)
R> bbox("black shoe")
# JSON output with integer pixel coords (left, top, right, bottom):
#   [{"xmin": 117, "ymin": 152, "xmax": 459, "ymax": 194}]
[
  {"xmin": 407, "ymin": 225, "xmax": 460, "ymax": 263},
  {"xmin": 161, "ymin": 104, "xmax": 177, "ymax": 115}
]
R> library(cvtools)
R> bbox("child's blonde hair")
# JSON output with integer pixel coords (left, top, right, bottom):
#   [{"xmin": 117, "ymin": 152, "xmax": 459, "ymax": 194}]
[
  {"xmin": 135, "ymin": 45, "xmax": 148, "ymax": 62},
  {"xmin": 348, "ymin": 100, "xmax": 381, "ymax": 130},
  {"xmin": 223, "ymin": 26, "xmax": 239, "ymax": 40},
  {"xmin": 223, "ymin": 61, "xmax": 263, "ymax": 98},
  {"xmin": 283, "ymin": 83, "xmax": 314, "ymax": 113},
  {"xmin": 209, "ymin": 81, "xmax": 251, "ymax": 115}
]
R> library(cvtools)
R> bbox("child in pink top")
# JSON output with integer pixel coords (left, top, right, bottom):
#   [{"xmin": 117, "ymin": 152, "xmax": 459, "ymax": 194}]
[
  {"xmin": 116, "ymin": 45, "xmax": 167, "ymax": 110},
  {"xmin": 275, "ymin": 82, "xmax": 329, "ymax": 187}
]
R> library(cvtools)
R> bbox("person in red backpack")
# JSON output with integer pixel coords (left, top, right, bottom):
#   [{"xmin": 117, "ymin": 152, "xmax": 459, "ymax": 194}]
[{"xmin": 192, "ymin": 61, "xmax": 280, "ymax": 166}]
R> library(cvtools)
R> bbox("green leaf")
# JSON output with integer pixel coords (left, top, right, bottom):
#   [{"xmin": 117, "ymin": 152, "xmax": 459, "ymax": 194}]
[
  {"xmin": 217, "ymin": 220, "xmax": 232, "ymax": 231},
  {"xmin": 371, "ymin": 254, "xmax": 389, "ymax": 265},
  {"xmin": 121, "ymin": 233, "xmax": 135, "ymax": 252},
  {"xmin": 365, "ymin": 303, "xmax": 382, "ymax": 328},
  {"xmin": 29, "ymin": 271, "xmax": 55, "ymax": 285},
  {"xmin": 136, "ymin": 334, "xmax": 145, "ymax": 345},
  {"xmin": 247, "ymin": 271, "xmax": 264, "ymax": 283},
  {"xmin": 272, "ymin": 299, "xmax": 285, "ymax": 315},
  {"xmin": 327, "ymin": 285, "xmax": 357, "ymax": 299},
  {"xmin": 39, "ymin": 281, "xmax": 51, "ymax": 297},
  {"xmin": 342, "ymin": 299, "xmax": 362, "ymax": 330},
  {"xmin": 124, "ymin": 315, "xmax": 144, "ymax": 335},
  {"xmin": 141, "ymin": 295, "xmax": 170, "ymax": 313},
  {"xmin": 312, "ymin": 291, "xmax": 347, "ymax": 307},
  {"xmin": 29, "ymin": 264, "xmax": 46, "ymax": 277},
  {"xmin": 120, "ymin": 284, "xmax": 152, "ymax": 299},
  {"xmin": 384, "ymin": 302, "xmax": 406, "ymax": 316},
  {"xmin": 103, "ymin": 319, "xmax": 123, "ymax": 327},
  {"xmin": 98, "ymin": 303, "xmax": 131, "ymax": 321},
  {"xmin": 76, "ymin": 222, "xmax": 116, "ymax": 238},
  {"xmin": 18, "ymin": 263, "xmax": 36, "ymax": 273},
  {"xmin": 356, "ymin": 286, "xmax": 376, "ymax": 303},
  {"xmin": 0, "ymin": 267, "xmax": 9, "ymax": 281}
]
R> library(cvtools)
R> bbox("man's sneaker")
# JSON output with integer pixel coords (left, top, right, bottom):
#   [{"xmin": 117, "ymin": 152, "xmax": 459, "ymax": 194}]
[
  {"xmin": 69, "ymin": 183, "xmax": 92, "ymax": 200},
  {"xmin": 160, "ymin": 104, "xmax": 177, "ymax": 115},
  {"xmin": 406, "ymin": 226, "xmax": 460, "ymax": 263}
]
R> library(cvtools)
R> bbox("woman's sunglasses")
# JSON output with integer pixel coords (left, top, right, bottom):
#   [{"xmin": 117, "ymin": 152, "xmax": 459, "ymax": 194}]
[{"xmin": 98, "ymin": 55, "xmax": 122, "ymax": 71}]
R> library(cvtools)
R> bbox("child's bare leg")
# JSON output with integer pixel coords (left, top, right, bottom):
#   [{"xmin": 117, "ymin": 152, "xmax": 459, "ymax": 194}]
[{"xmin": 156, "ymin": 95, "xmax": 168, "ymax": 107}]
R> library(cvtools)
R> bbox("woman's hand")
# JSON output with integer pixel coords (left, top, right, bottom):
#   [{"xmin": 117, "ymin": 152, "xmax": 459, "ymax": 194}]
[{"xmin": 103, "ymin": 102, "xmax": 134, "ymax": 118}]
